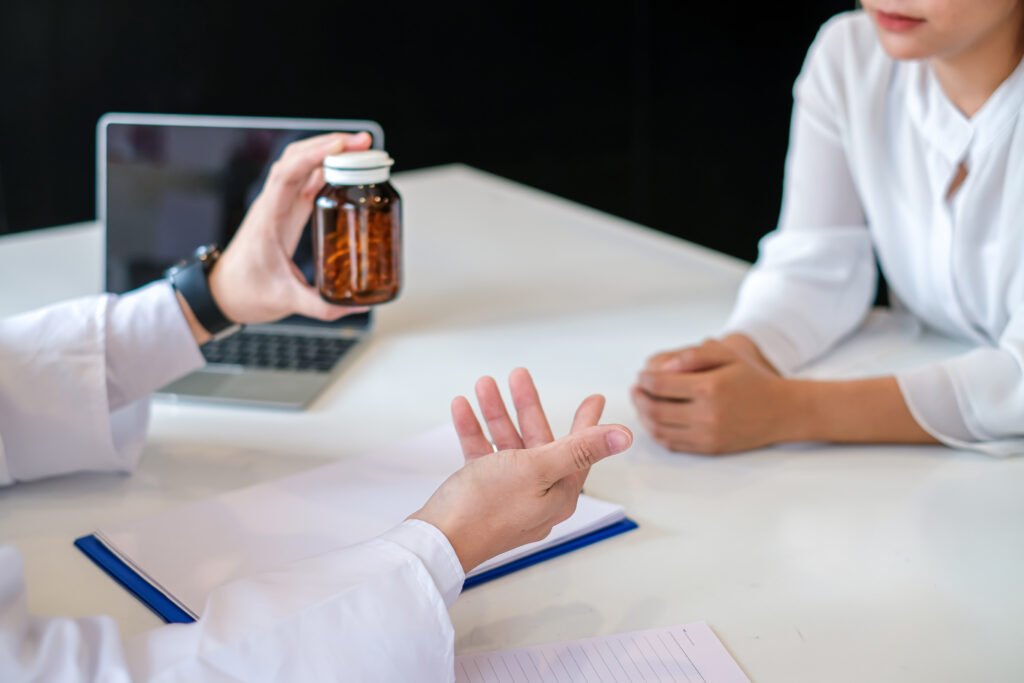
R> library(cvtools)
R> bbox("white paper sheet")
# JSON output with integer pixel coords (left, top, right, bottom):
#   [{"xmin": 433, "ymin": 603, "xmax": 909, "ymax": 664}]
[
  {"xmin": 455, "ymin": 622, "xmax": 750, "ymax": 683},
  {"xmin": 96, "ymin": 424, "xmax": 627, "ymax": 617}
]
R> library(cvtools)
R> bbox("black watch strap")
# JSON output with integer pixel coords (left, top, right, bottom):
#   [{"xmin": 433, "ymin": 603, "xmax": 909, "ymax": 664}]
[{"xmin": 167, "ymin": 245, "xmax": 240, "ymax": 339}]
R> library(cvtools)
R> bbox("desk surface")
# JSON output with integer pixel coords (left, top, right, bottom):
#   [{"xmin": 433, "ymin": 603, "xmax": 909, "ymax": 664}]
[{"xmin": 1, "ymin": 165, "xmax": 1021, "ymax": 682}]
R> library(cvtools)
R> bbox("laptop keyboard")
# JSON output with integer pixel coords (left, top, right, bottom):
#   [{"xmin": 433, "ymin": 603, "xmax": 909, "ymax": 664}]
[{"xmin": 201, "ymin": 332, "xmax": 357, "ymax": 372}]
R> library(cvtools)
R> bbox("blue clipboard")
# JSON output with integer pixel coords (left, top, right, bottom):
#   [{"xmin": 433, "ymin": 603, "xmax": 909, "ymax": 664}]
[
  {"xmin": 462, "ymin": 518, "xmax": 638, "ymax": 589},
  {"xmin": 75, "ymin": 518, "xmax": 638, "ymax": 624},
  {"xmin": 74, "ymin": 535, "xmax": 194, "ymax": 624}
]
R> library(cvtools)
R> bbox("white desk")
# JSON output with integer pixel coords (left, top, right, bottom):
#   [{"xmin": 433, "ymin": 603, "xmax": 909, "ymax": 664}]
[{"xmin": 1, "ymin": 165, "xmax": 1021, "ymax": 682}]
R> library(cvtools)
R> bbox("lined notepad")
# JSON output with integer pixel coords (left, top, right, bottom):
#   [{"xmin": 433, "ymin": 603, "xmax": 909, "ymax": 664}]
[{"xmin": 455, "ymin": 622, "xmax": 749, "ymax": 683}]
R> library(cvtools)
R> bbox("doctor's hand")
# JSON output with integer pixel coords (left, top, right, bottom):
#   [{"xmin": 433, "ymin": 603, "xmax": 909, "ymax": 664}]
[
  {"xmin": 412, "ymin": 421, "xmax": 632, "ymax": 573},
  {"xmin": 452, "ymin": 367, "xmax": 607, "ymax": 496},
  {"xmin": 450, "ymin": 367, "xmax": 607, "ymax": 461},
  {"xmin": 633, "ymin": 335, "xmax": 794, "ymax": 454},
  {"xmin": 203, "ymin": 132, "xmax": 373, "ymax": 329},
  {"xmin": 412, "ymin": 368, "xmax": 627, "ymax": 573}
]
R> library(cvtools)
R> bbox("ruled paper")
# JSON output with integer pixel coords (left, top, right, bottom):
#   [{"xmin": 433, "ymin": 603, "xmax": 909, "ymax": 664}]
[{"xmin": 454, "ymin": 622, "xmax": 749, "ymax": 683}]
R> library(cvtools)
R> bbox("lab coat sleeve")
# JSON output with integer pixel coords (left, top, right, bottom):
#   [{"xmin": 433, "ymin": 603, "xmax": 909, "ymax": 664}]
[
  {"xmin": 723, "ymin": 15, "xmax": 877, "ymax": 374},
  {"xmin": 0, "ymin": 519, "xmax": 465, "ymax": 682},
  {"xmin": 0, "ymin": 281, "xmax": 205, "ymax": 486},
  {"xmin": 897, "ymin": 306, "xmax": 1024, "ymax": 456}
]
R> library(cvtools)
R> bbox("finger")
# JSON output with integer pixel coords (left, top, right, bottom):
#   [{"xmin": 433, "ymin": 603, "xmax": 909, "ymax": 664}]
[
  {"xmin": 290, "ymin": 131, "xmax": 353, "ymax": 152},
  {"xmin": 286, "ymin": 279, "xmax": 369, "ymax": 321},
  {"xmin": 270, "ymin": 132, "xmax": 373, "ymax": 255},
  {"xmin": 300, "ymin": 166, "xmax": 326, "ymax": 202},
  {"xmin": 534, "ymin": 425, "xmax": 633, "ymax": 488},
  {"xmin": 636, "ymin": 369, "xmax": 704, "ymax": 400},
  {"xmin": 567, "ymin": 394, "xmax": 606, "ymax": 492},
  {"xmin": 265, "ymin": 132, "xmax": 372, "ymax": 205},
  {"xmin": 637, "ymin": 413, "xmax": 691, "ymax": 444},
  {"xmin": 569, "ymin": 394, "xmax": 606, "ymax": 432},
  {"xmin": 279, "ymin": 188, "xmax": 317, "ymax": 256},
  {"xmin": 633, "ymin": 409, "xmax": 695, "ymax": 453},
  {"xmin": 508, "ymin": 368, "xmax": 555, "ymax": 447},
  {"xmin": 287, "ymin": 130, "xmax": 371, "ymax": 156},
  {"xmin": 664, "ymin": 339, "xmax": 735, "ymax": 373},
  {"xmin": 634, "ymin": 410, "xmax": 727, "ymax": 456},
  {"xmin": 630, "ymin": 386, "xmax": 692, "ymax": 427},
  {"xmin": 661, "ymin": 436, "xmax": 723, "ymax": 456},
  {"xmin": 475, "ymin": 376, "xmax": 524, "ymax": 451},
  {"xmin": 277, "ymin": 167, "xmax": 327, "ymax": 255},
  {"xmin": 451, "ymin": 396, "xmax": 494, "ymax": 460},
  {"xmin": 341, "ymin": 131, "xmax": 373, "ymax": 151},
  {"xmin": 644, "ymin": 349, "xmax": 685, "ymax": 371}
]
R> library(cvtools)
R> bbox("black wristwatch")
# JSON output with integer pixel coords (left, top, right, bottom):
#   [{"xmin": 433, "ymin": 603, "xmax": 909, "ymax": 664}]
[{"xmin": 166, "ymin": 244, "xmax": 242, "ymax": 341}]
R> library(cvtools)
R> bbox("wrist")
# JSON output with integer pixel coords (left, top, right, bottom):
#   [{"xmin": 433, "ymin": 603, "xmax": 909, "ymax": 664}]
[
  {"xmin": 776, "ymin": 379, "xmax": 818, "ymax": 442},
  {"xmin": 174, "ymin": 289, "xmax": 212, "ymax": 346},
  {"xmin": 167, "ymin": 244, "xmax": 242, "ymax": 341},
  {"xmin": 206, "ymin": 260, "xmax": 239, "ymax": 325},
  {"xmin": 384, "ymin": 520, "xmax": 465, "ymax": 607},
  {"xmin": 721, "ymin": 333, "xmax": 778, "ymax": 374},
  {"xmin": 786, "ymin": 376, "xmax": 936, "ymax": 444},
  {"xmin": 409, "ymin": 509, "xmax": 482, "ymax": 574}
]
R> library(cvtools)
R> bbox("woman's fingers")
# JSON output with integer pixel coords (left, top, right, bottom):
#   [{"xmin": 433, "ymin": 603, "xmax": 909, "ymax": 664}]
[
  {"xmin": 508, "ymin": 367, "xmax": 555, "ymax": 448},
  {"xmin": 630, "ymin": 385, "xmax": 691, "ymax": 426},
  {"xmin": 451, "ymin": 396, "xmax": 494, "ymax": 460}
]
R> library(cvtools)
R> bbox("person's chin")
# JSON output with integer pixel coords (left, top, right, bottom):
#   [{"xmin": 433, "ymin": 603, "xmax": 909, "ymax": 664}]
[{"xmin": 875, "ymin": 32, "xmax": 937, "ymax": 61}]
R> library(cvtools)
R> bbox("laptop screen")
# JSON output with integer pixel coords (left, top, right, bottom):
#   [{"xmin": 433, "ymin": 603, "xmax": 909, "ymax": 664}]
[{"xmin": 102, "ymin": 118, "xmax": 380, "ymax": 328}]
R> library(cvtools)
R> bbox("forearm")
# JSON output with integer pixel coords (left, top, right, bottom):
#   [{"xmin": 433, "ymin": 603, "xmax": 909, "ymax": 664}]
[
  {"xmin": 724, "ymin": 333, "xmax": 935, "ymax": 444},
  {"xmin": 783, "ymin": 375, "xmax": 938, "ymax": 444}
]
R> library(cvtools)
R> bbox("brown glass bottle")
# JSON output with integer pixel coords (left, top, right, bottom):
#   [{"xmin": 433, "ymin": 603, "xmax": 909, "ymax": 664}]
[{"xmin": 312, "ymin": 151, "xmax": 402, "ymax": 305}]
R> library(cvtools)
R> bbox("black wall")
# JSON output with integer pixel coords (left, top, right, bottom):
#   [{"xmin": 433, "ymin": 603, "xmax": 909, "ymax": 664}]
[{"xmin": 0, "ymin": 1, "xmax": 851, "ymax": 262}]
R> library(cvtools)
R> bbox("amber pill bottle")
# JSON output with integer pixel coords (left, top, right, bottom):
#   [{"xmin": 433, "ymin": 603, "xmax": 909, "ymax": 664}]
[{"xmin": 312, "ymin": 150, "xmax": 402, "ymax": 305}]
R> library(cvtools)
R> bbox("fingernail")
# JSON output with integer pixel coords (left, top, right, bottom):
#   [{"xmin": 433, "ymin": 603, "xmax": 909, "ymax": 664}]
[
  {"xmin": 606, "ymin": 428, "xmax": 632, "ymax": 452},
  {"xmin": 661, "ymin": 357, "xmax": 684, "ymax": 372}
]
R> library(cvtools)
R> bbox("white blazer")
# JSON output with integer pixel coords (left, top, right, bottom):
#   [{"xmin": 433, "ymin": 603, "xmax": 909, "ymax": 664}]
[
  {"xmin": 0, "ymin": 282, "xmax": 464, "ymax": 681},
  {"xmin": 726, "ymin": 11, "xmax": 1024, "ymax": 456}
]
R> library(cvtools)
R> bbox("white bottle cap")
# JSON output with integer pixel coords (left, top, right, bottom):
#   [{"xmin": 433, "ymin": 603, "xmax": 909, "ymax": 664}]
[{"xmin": 323, "ymin": 150, "xmax": 395, "ymax": 185}]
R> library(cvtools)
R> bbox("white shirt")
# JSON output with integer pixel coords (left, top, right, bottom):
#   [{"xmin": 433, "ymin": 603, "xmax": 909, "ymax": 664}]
[
  {"xmin": 725, "ymin": 11, "xmax": 1024, "ymax": 456},
  {"xmin": 0, "ymin": 282, "xmax": 465, "ymax": 681}
]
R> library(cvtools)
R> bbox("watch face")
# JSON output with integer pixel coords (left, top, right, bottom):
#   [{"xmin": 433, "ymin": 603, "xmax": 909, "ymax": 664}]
[
  {"xmin": 196, "ymin": 243, "xmax": 217, "ymax": 258},
  {"xmin": 194, "ymin": 244, "xmax": 221, "ymax": 271}
]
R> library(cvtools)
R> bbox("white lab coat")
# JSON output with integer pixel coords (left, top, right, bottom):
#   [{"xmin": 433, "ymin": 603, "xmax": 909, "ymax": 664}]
[
  {"xmin": 725, "ymin": 11, "xmax": 1024, "ymax": 456},
  {"xmin": 0, "ymin": 282, "xmax": 464, "ymax": 681}
]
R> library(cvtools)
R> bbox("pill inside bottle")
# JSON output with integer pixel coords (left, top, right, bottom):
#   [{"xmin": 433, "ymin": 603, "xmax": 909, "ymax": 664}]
[{"xmin": 312, "ymin": 150, "xmax": 402, "ymax": 306}]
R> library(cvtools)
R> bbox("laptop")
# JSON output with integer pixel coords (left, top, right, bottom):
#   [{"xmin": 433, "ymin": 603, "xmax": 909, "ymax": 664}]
[{"xmin": 98, "ymin": 113, "xmax": 386, "ymax": 409}]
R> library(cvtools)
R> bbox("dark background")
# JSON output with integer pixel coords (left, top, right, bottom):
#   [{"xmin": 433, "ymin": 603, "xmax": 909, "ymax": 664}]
[{"xmin": 0, "ymin": 0, "xmax": 852, "ymax": 263}]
